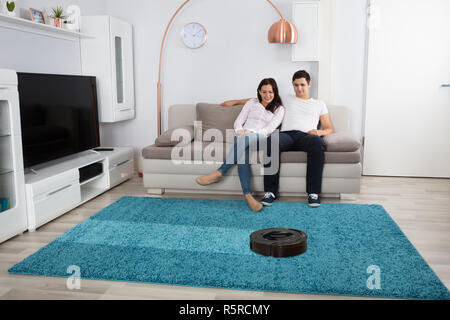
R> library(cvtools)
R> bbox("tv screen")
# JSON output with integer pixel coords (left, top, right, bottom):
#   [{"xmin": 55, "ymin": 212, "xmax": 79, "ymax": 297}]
[{"xmin": 17, "ymin": 72, "xmax": 100, "ymax": 168}]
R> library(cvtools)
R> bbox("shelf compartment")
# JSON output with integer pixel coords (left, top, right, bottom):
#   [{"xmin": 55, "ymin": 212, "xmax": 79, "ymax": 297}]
[
  {"xmin": 0, "ymin": 100, "xmax": 12, "ymax": 136},
  {"xmin": 0, "ymin": 168, "xmax": 13, "ymax": 175},
  {"xmin": 80, "ymin": 186, "xmax": 106, "ymax": 204},
  {"xmin": 80, "ymin": 172, "xmax": 105, "ymax": 186},
  {"xmin": 0, "ymin": 169, "xmax": 16, "ymax": 211},
  {"xmin": 0, "ymin": 136, "xmax": 13, "ymax": 171}
]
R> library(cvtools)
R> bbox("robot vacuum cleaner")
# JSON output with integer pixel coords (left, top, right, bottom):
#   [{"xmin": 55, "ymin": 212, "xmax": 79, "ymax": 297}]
[{"xmin": 250, "ymin": 228, "xmax": 307, "ymax": 257}]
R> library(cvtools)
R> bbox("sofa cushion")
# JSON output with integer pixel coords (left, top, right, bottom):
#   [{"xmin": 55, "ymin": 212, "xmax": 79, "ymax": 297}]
[
  {"xmin": 155, "ymin": 125, "xmax": 194, "ymax": 147},
  {"xmin": 196, "ymin": 103, "xmax": 244, "ymax": 142},
  {"xmin": 142, "ymin": 142, "xmax": 361, "ymax": 164},
  {"xmin": 323, "ymin": 133, "xmax": 361, "ymax": 152},
  {"xmin": 280, "ymin": 150, "xmax": 361, "ymax": 164},
  {"xmin": 143, "ymin": 142, "xmax": 233, "ymax": 162}
]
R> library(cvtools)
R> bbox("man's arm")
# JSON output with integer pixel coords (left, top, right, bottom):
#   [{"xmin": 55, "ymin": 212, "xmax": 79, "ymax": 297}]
[
  {"xmin": 308, "ymin": 113, "xmax": 334, "ymax": 136},
  {"xmin": 318, "ymin": 113, "xmax": 333, "ymax": 136},
  {"xmin": 220, "ymin": 98, "xmax": 252, "ymax": 107}
]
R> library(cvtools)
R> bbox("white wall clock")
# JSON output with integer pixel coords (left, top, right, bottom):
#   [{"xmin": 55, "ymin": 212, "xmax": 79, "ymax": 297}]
[{"xmin": 181, "ymin": 22, "xmax": 207, "ymax": 49}]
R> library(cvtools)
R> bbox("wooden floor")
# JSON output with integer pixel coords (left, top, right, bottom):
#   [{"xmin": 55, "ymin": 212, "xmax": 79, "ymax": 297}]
[{"xmin": 0, "ymin": 174, "xmax": 448, "ymax": 300}]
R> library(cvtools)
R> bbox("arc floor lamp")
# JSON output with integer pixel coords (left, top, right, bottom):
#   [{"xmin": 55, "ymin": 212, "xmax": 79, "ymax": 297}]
[{"xmin": 157, "ymin": 0, "xmax": 298, "ymax": 136}]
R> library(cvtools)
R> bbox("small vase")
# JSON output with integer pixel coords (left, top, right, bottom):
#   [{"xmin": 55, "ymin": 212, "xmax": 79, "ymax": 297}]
[
  {"xmin": 6, "ymin": 11, "xmax": 16, "ymax": 17},
  {"xmin": 53, "ymin": 18, "xmax": 63, "ymax": 28}
]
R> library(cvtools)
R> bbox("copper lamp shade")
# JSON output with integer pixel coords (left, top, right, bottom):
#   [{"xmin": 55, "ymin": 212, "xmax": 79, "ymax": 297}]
[{"xmin": 268, "ymin": 19, "xmax": 298, "ymax": 43}]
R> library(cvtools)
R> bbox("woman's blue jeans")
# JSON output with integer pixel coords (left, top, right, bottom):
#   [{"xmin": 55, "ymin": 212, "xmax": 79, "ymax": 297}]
[{"xmin": 218, "ymin": 132, "xmax": 264, "ymax": 195}]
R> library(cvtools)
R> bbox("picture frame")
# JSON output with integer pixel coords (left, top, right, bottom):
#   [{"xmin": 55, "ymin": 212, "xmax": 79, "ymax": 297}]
[{"xmin": 29, "ymin": 8, "xmax": 46, "ymax": 24}]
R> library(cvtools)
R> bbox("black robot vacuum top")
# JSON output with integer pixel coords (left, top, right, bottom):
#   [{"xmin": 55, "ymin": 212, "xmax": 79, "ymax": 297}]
[{"xmin": 250, "ymin": 228, "xmax": 307, "ymax": 258}]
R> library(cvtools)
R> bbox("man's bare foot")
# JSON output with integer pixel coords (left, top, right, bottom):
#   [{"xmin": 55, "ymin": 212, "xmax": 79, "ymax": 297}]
[
  {"xmin": 245, "ymin": 194, "xmax": 263, "ymax": 212},
  {"xmin": 196, "ymin": 170, "xmax": 222, "ymax": 186}
]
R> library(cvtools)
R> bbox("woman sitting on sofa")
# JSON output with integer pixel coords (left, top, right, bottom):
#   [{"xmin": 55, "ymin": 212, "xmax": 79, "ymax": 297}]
[{"xmin": 196, "ymin": 78, "xmax": 285, "ymax": 212}]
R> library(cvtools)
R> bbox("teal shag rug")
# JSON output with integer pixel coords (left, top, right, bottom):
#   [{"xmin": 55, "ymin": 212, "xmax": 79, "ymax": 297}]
[{"xmin": 9, "ymin": 196, "xmax": 450, "ymax": 300}]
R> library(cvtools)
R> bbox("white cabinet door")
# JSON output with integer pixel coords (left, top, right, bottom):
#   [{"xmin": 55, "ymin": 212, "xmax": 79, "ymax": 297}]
[
  {"xmin": 81, "ymin": 16, "xmax": 135, "ymax": 123},
  {"xmin": 363, "ymin": 0, "xmax": 450, "ymax": 177},
  {"xmin": 0, "ymin": 71, "xmax": 27, "ymax": 243},
  {"xmin": 110, "ymin": 17, "xmax": 135, "ymax": 114}
]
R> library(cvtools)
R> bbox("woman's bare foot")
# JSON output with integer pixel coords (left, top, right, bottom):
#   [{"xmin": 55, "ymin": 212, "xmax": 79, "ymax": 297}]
[
  {"xmin": 196, "ymin": 170, "xmax": 222, "ymax": 186},
  {"xmin": 245, "ymin": 194, "xmax": 263, "ymax": 212}
]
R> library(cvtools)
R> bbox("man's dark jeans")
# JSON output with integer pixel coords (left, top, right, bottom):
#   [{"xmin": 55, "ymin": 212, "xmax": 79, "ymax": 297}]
[{"xmin": 264, "ymin": 130, "xmax": 326, "ymax": 196}]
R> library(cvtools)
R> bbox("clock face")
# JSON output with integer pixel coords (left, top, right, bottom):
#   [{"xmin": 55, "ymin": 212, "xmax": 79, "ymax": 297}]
[{"xmin": 181, "ymin": 22, "xmax": 207, "ymax": 49}]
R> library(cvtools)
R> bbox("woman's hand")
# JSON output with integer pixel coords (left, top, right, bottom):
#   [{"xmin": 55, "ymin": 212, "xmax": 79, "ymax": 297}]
[
  {"xmin": 237, "ymin": 129, "xmax": 250, "ymax": 137},
  {"xmin": 307, "ymin": 129, "xmax": 320, "ymax": 136}
]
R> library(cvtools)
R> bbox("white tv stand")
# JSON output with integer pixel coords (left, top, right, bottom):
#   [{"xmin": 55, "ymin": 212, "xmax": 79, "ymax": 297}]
[{"xmin": 24, "ymin": 147, "xmax": 134, "ymax": 232}]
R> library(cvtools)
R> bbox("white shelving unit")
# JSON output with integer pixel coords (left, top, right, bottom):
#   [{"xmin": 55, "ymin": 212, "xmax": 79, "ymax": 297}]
[
  {"xmin": 25, "ymin": 147, "xmax": 134, "ymax": 232},
  {"xmin": 81, "ymin": 16, "xmax": 135, "ymax": 122},
  {"xmin": 0, "ymin": 69, "xmax": 27, "ymax": 244},
  {"xmin": 0, "ymin": 13, "xmax": 93, "ymax": 41}
]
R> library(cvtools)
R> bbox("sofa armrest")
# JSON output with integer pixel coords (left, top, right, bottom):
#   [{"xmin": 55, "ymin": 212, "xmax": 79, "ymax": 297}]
[
  {"xmin": 323, "ymin": 132, "xmax": 361, "ymax": 152},
  {"xmin": 155, "ymin": 125, "xmax": 194, "ymax": 147}
]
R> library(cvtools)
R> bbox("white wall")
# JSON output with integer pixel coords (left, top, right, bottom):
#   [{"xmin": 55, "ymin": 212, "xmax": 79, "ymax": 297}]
[
  {"xmin": 332, "ymin": 0, "xmax": 368, "ymax": 139},
  {"xmin": 0, "ymin": 0, "xmax": 107, "ymax": 74},
  {"xmin": 99, "ymin": 0, "xmax": 319, "ymax": 168},
  {"xmin": 1, "ymin": 0, "xmax": 368, "ymax": 170}
]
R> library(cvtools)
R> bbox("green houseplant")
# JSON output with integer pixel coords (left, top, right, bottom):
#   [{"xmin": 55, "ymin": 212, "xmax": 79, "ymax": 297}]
[
  {"xmin": 50, "ymin": 6, "xmax": 66, "ymax": 28},
  {"xmin": 6, "ymin": 1, "xmax": 16, "ymax": 17}
]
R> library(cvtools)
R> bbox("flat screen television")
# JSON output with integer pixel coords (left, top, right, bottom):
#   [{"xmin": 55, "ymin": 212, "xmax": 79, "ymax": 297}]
[{"xmin": 17, "ymin": 72, "xmax": 100, "ymax": 168}]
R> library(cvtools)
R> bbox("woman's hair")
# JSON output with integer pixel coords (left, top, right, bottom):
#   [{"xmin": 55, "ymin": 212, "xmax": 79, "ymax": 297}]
[{"xmin": 257, "ymin": 78, "xmax": 283, "ymax": 113}]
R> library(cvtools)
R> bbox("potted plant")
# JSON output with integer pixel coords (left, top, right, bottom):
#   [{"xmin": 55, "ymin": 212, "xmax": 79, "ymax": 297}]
[
  {"xmin": 6, "ymin": 1, "xmax": 16, "ymax": 17},
  {"xmin": 50, "ymin": 6, "xmax": 66, "ymax": 28}
]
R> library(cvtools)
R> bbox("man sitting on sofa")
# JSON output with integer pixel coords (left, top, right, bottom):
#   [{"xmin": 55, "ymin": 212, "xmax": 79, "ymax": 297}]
[{"xmin": 221, "ymin": 70, "xmax": 333, "ymax": 207}]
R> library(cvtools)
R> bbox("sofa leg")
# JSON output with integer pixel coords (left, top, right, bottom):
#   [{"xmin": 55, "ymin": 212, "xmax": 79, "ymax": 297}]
[
  {"xmin": 339, "ymin": 193, "xmax": 356, "ymax": 201},
  {"xmin": 147, "ymin": 188, "xmax": 165, "ymax": 195}
]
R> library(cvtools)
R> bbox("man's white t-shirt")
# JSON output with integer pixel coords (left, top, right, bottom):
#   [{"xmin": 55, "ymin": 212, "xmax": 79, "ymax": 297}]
[{"xmin": 280, "ymin": 95, "xmax": 328, "ymax": 133}]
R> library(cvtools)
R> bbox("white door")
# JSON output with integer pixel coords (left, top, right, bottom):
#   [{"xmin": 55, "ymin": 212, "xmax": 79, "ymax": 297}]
[{"xmin": 363, "ymin": 0, "xmax": 450, "ymax": 177}]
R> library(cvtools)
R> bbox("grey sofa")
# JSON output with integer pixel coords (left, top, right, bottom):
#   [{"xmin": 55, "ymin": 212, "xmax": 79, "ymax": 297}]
[{"xmin": 142, "ymin": 103, "xmax": 361, "ymax": 198}]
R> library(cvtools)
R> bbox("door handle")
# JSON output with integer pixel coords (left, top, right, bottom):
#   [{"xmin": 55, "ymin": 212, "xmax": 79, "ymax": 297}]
[
  {"xmin": 113, "ymin": 159, "xmax": 130, "ymax": 168},
  {"xmin": 47, "ymin": 184, "xmax": 72, "ymax": 197},
  {"xmin": 441, "ymin": 84, "xmax": 450, "ymax": 87}
]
